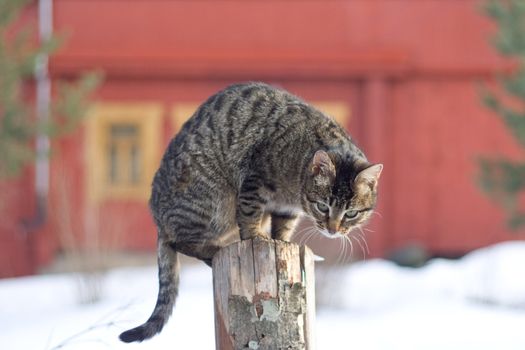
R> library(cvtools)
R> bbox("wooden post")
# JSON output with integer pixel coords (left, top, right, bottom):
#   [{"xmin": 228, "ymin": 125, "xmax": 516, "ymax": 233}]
[{"xmin": 212, "ymin": 238, "xmax": 316, "ymax": 350}]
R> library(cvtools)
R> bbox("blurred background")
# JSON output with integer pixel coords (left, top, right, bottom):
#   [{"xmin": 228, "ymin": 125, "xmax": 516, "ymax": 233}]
[{"xmin": 1, "ymin": 0, "xmax": 525, "ymax": 349}]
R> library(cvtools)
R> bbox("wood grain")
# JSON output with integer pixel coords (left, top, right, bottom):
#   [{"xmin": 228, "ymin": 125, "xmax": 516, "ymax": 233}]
[{"xmin": 212, "ymin": 238, "xmax": 316, "ymax": 350}]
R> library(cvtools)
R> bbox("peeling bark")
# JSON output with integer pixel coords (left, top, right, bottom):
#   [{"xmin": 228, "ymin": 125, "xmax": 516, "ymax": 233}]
[{"xmin": 213, "ymin": 238, "xmax": 315, "ymax": 350}]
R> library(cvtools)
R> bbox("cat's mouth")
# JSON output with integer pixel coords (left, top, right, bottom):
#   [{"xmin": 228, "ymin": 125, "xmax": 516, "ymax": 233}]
[{"xmin": 318, "ymin": 229, "xmax": 345, "ymax": 240}]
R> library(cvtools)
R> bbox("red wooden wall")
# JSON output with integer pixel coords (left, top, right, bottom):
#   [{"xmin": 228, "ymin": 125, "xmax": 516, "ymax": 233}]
[{"xmin": 1, "ymin": 0, "xmax": 524, "ymax": 277}]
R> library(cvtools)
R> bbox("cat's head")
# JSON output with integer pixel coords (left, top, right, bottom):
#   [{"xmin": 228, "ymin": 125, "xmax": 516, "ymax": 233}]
[{"xmin": 302, "ymin": 150, "xmax": 383, "ymax": 239}]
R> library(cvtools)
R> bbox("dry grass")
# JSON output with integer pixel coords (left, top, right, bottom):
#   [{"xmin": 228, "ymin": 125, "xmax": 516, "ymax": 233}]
[{"xmin": 52, "ymin": 163, "xmax": 125, "ymax": 304}]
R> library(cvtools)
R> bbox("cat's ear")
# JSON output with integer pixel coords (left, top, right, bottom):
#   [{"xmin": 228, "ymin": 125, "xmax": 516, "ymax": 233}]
[
  {"xmin": 310, "ymin": 150, "xmax": 336, "ymax": 179},
  {"xmin": 354, "ymin": 164, "xmax": 383, "ymax": 190}
]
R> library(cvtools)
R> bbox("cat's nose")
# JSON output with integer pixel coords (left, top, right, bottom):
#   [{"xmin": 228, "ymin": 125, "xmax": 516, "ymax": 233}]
[{"xmin": 327, "ymin": 222, "xmax": 340, "ymax": 235}]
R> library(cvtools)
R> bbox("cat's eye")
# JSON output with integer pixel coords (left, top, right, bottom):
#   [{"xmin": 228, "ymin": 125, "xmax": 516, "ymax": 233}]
[
  {"xmin": 345, "ymin": 210, "xmax": 359, "ymax": 219},
  {"xmin": 316, "ymin": 202, "xmax": 330, "ymax": 214}
]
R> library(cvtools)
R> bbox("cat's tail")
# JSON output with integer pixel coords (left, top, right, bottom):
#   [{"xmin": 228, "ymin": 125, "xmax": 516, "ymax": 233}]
[{"xmin": 119, "ymin": 241, "xmax": 180, "ymax": 343}]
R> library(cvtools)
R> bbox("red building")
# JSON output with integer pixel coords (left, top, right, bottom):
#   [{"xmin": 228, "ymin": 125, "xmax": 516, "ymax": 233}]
[{"xmin": 1, "ymin": 0, "xmax": 524, "ymax": 277}]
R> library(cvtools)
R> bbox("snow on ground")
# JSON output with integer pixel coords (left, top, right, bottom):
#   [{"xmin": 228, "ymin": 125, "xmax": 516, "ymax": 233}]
[{"xmin": 1, "ymin": 241, "xmax": 525, "ymax": 349}]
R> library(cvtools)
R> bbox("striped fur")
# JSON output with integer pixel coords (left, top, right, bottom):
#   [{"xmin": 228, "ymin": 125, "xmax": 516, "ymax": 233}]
[{"xmin": 119, "ymin": 82, "xmax": 382, "ymax": 343}]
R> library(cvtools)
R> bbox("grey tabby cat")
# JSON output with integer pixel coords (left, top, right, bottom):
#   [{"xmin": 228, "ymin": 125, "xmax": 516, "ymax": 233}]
[{"xmin": 119, "ymin": 82, "xmax": 382, "ymax": 343}]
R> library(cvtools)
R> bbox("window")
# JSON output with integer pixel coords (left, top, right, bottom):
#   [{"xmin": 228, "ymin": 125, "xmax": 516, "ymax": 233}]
[
  {"xmin": 108, "ymin": 123, "xmax": 141, "ymax": 186},
  {"xmin": 86, "ymin": 103, "xmax": 163, "ymax": 203}
]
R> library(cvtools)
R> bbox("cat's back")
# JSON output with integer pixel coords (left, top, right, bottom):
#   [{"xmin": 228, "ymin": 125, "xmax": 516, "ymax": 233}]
[
  {"xmin": 158, "ymin": 82, "xmax": 350, "ymax": 183},
  {"xmin": 192, "ymin": 82, "xmax": 292, "ymax": 131},
  {"xmin": 168, "ymin": 82, "xmax": 314, "ymax": 155},
  {"xmin": 196, "ymin": 82, "xmax": 340, "ymax": 145}
]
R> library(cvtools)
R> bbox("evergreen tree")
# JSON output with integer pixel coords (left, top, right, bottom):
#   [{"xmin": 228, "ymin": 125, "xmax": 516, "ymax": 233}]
[
  {"xmin": 479, "ymin": 0, "xmax": 525, "ymax": 229},
  {"xmin": 0, "ymin": 0, "xmax": 100, "ymax": 178}
]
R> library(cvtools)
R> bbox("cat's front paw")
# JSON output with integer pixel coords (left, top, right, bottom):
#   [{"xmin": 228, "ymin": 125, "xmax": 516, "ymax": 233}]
[{"xmin": 240, "ymin": 229, "xmax": 270, "ymax": 241}]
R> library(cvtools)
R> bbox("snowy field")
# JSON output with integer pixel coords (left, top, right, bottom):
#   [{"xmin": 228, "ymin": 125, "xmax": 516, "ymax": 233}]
[{"xmin": 1, "ymin": 241, "xmax": 525, "ymax": 350}]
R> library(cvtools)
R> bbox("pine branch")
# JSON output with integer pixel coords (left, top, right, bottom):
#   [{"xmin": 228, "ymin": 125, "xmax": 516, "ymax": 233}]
[
  {"xmin": 0, "ymin": 0, "xmax": 101, "ymax": 179},
  {"xmin": 478, "ymin": 0, "xmax": 525, "ymax": 229}
]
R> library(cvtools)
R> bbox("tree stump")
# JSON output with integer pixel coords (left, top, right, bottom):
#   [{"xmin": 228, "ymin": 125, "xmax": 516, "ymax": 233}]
[{"xmin": 212, "ymin": 238, "xmax": 316, "ymax": 350}]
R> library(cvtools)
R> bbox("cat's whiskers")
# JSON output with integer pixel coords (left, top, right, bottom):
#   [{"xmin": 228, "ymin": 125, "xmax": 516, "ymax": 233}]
[
  {"xmin": 372, "ymin": 211, "xmax": 383, "ymax": 219},
  {"xmin": 356, "ymin": 227, "xmax": 370, "ymax": 258},
  {"xmin": 294, "ymin": 225, "xmax": 312, "ymax": 236},
  {"xmin": 335, "ymin": 231, "xmax": 353, "ymax": 266},
  {"xmin": 352, "ymin": 233, "xmax": 366, "ymax": 259},
  {"xmin": 294, "ymin": 226, "xmax": 309, "ymax": 239},
  {"xmin": 342, "ymin": 234, "xmax": 349, "ymax": 264},
  {"xmin": 344, "ymin": 234, "xmax": 354, "ymax": 263},
  {"xmin": 296, "ymin": 226, "xmax": 318, "ymax": 246},
  {"xmin": 299, "ymin": 229, "xmax": 315, "ymax": 246},
  {"xmin": 336, "ymin": 235, "xmax": 345, "ymax": 267},
  {"xmin": 306, "ymin": 227, "xmax": 321, "ymax": 245},
  {"xmin": 357, "ymin": 227, "xmax": 370, "ymax": 252}
]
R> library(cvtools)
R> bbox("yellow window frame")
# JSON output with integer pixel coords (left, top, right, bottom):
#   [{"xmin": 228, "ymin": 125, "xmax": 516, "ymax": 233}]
[{"xmin": 85, "ymin": 103, "xmax": 163, "ymax": 203}]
